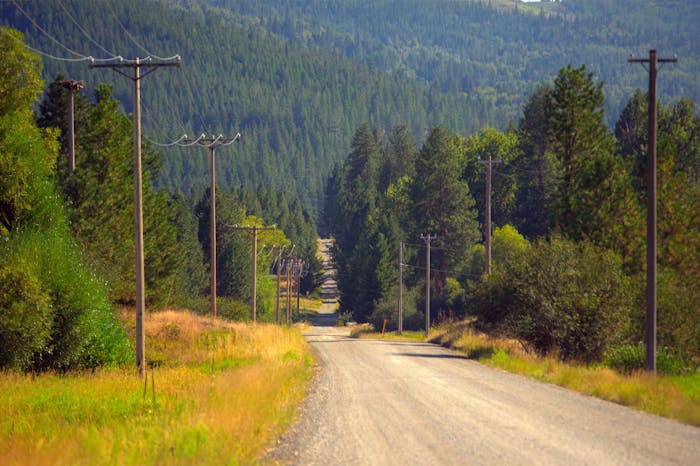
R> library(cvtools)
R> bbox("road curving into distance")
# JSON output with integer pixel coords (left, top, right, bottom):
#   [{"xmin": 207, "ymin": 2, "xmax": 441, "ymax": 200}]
[{"xmin": 267, "ymin": 310, "xmax": 700, "ymax": 465}]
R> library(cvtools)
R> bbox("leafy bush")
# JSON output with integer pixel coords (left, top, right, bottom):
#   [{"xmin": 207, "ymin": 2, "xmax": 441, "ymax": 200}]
[
  {"xmin": 605, "ymin": 343, "xmax": 698, "ymax": 375},
  {"xmin": 370, "ymin": 285, "xmax": 424, "ymax": 331},
  {"xmin": 0, "ymin": 263, "xmax": 52, "ymax": 370},
  {"xmin": 0, "ymin": 228, "xmax": 132, "ymax": 371},
  {"xmin": 657, "ymin": 268, "xmax": 700, "ymax": 358},
  {"xmin": 474, "ymin": 236, "xmax": 634, "ymax": 363}
]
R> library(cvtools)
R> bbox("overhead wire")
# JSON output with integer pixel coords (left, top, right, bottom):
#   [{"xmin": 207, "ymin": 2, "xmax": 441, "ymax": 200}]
[
  {"xmin": 6, "ymin": 1, "xmax": 124, "ymax": 63},
  {"xmin": 108, "ymin": 0, "xmax": 226, "ymax": 145},
  {"xmin": 10, "ymin": 0, "xmax": 87, "ymax": 58},
  {"xmin": 148, "ymin": 134, "xmax": 191, "ymax": 148},
  {"xmin": 56, "ymin": 0, "xmax": 119, "ymax": 58},
  {"xmin": 15, "ymin": 39, "xmax": 93, "ymax": 62},
  {"xmin": 106, "ymin": 1, "xmax": 179, "ymax": 61}
]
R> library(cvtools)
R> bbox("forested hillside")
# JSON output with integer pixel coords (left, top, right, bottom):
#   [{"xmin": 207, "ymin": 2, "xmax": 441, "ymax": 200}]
[
  {"xmin": 5, "ymin": 0, "xmax": 698, "ymax": 215},
  {"xmin": 192, "ymin": 0, "xmax": 700, "ymax": 127},
  {"xmin": 2, "ymin": 0, "xmax": 503, "ymax": 214}
]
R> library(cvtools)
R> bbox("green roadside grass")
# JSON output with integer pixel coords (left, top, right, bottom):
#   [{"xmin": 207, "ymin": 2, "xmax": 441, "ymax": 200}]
[
  {"xmin": 0, "ymin": 310, "xmax": 314, "ymax": 465},
  {"xmin": 351, "ymin": 321, "xmax": 700, "ymax": 427}
]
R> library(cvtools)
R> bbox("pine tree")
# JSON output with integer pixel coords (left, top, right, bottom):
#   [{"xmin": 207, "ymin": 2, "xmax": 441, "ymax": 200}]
[
  {"xmin": 409, "ymin": 126, "xmax": 480, "ymax": 292},
  {"xmin": 545, "ymin": 64, "xmax": 619, "ymax": 242}
]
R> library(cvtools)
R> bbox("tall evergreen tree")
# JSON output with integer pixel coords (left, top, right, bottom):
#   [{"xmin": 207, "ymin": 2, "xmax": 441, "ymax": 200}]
[
  {"xmin": 545, "ymin": 65, "xmax": 621, "ymax": 243},
  {"xmin": 195, "ymin": 188, "xmax": 250, "ymax": 301},
  {"xmin": 171, "ymin": 192, "xmax": 208, "ymax": 298},
  {"xmin": 0, "ymin": 28, "xmax": 130, "ymax": 371},
  {"xmin": 513, "ymin": 83, "xmax": 557, "ymax": 238},
  {"xmin": 38, "ymin": 81, "xmax": 182, "ymax": 305},
  {"xmin": 409, "ymin": 126, "xmax": 480, "ymax": 292}
]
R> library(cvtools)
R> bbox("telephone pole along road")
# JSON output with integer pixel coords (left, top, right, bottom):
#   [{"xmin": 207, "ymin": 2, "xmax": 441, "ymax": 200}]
[{"xmin": 268, "ymin": 313, "xmax": 700, "ymax": 465}]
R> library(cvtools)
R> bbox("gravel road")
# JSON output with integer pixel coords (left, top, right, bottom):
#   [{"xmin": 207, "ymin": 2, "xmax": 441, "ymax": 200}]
[{"xmin": 266, "ymin": 311, "xmax": 700, "ymax": 465}]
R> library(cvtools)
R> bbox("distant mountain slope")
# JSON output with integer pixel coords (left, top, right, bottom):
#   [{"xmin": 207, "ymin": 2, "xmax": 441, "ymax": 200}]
[
  {"xmin": 2, "ymin": 0, "xmax": 507, "ymax": 215},
  {"xmin": 194, "ymin": 0, "xmax": 700, "ymax": 125},
  {"xmin": 3, "ymin": 0, "xmax": 698, "ymax": 215}
]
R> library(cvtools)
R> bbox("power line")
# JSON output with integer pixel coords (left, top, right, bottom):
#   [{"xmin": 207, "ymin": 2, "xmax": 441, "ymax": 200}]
[
  {"xmin": 106, "ymin": 2, "xmax": 178, "ymax": 62},
  {"xmin": 146, "ymin": 134, "xmax": 190, "ymax": 148},
  {"xmin": 10, "ymin": 0, "xmax": 87, "ymax": 58},
  {"xmin": 179, "ymin": 64, "xmax": 210, "ymax": 133},
  {"xmin": 56, "ymin": 0, "xmax": 119, "ymax": 57}
]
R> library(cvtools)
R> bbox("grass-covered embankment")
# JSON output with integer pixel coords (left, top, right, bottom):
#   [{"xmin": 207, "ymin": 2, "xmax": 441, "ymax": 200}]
[
  {"xmin": 430, "ymin": 321, "xmax": 700, "ymax": 426},
  {"xmin": 0, "ymin": 310, "xmax": 313, "ymax": 465}
]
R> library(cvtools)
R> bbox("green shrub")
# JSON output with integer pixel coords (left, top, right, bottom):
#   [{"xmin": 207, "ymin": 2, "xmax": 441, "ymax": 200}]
[
  {"xmin": 474, "ymin": 236, "xmax": 634, "ymax": 363},
  {"xmin": 0, "ymin": 263, "xmax": 52, "ymax": 370},
  {"xmin": 605, "ymin": 343, "xmax": 698, "ymax": 375},
  {"xmin": 0, "ymin": 228, "xmax": 131, "ymax": 371},
  {"xmin": 370, "ymin": 285, "xmax": 424, "ymax": 331}
]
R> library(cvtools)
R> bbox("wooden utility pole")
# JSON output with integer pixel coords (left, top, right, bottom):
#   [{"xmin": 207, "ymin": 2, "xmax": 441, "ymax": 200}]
[
  {"xmin": 54, "ymin": 80, "xmax": 85, "ymax": 174},
  {"xmin": 295, "ymin": 259, "xmax": 305, "ymax": 319},
  {"xmin": 420, "ymin": 234, "xmax": 437, "ymax": 338},
  {"xmin": 89, "ymin": 56, "xmax": 180, "ymax": 377},
  {"xmin": 181, "ymin": 133, "xmax": 241, "ymax": 318},
  {"xmin": 629, "ymin": 50, "xmax": 677, "ymax": 373},
  {"xmin": 228, "ymin": 224, "xmax": 276, "ymax": 322},
  {"xmin": 478, "ymin": 155, "xmax": 502, "ymax": 275},
  {"xmin": 398, "ymin": 241, "xmax": 404, "ymax": 335},
  {"xmin": 286, "ymin": 260, "xmax": 293, "ymax": 324},
  {"xmin": 275, "ymin": 247, "xmax": 285, "ymax": 324}
]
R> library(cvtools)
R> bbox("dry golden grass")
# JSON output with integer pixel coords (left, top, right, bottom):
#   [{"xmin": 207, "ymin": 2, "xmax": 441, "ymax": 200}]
[
  {"xmin": 430, "ymin": 320, "xmax": 700, "ymax": 426},
  {"xmin": 0, "ymin": 309, "xmax": 314, "ymax": 465}
]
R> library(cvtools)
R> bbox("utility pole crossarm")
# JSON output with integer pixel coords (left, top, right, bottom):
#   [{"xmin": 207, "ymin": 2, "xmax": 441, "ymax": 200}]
[{"xmin": 88, "ymin": 56, "xmax": 181, "ymax": 78}]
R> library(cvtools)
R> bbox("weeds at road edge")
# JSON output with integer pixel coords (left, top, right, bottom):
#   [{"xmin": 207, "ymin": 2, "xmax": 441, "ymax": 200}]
[{"xmin": 430, "ymin": 321, "xmax": 700, "ymax": 427}]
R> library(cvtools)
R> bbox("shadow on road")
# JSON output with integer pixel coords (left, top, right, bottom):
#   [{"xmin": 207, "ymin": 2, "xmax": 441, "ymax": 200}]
[{"xmin": 312, "ymin": 310, "xmax": 337, "ymax": 327}]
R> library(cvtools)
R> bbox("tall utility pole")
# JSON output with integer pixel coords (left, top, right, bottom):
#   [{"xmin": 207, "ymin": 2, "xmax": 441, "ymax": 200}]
[
  {"xmin": 181, "ymin": 133, "xmax": 241, "ymax": 319},
  {"xmin": 286, "ymin": 259, "xmax": 293, "ymax": 324},
  {"xmin": 274, "ymin": 247, "xmax": 285, "ymax": 324},
  {"xmin": 629, "ymin": 50, "xmax": 677, "ymax": 373},
  {"xmin": 89, "ymin": 56, "xmax": 180, "ymax": 377},
  {"xmin": 397, "ymin": 241, "xmax": 404, "ymax": 335},
  {"xmin": 54, "ymin": 80, "xmax": 85, "ymax": 174},
  {"xmin": 420, "ymin": 234, "xmax": 437, "ymax": 338},
  {"xmin": 478, "ymin": 155, "xmax": 502, "ymax": 275},
  {"xmin": 295, "ymin": 259, "xmax": 306, "ymax": 319},
  {"xmin": 229, "ymin": 224, "xmax": 276, "ymax": 322}
]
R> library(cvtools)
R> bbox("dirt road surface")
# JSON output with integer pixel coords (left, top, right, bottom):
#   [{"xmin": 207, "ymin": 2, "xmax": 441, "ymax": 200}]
[{"xmin": 267, "ymin": 308, "xmax": 700, "ymax": 465}]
